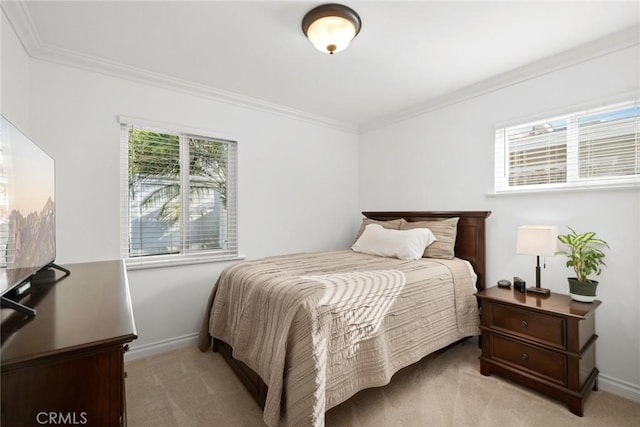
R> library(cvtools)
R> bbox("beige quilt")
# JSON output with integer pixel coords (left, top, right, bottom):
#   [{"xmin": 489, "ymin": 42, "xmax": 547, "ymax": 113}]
[{"xmin": 198, "ymin": 250, "xmax": 479, "ymax": 426}]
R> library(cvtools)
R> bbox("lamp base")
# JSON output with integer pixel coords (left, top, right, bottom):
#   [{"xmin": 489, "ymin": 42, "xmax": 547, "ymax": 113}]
[{"xmin": 527, "ymin": 287, "xmax": 550, "ymax": 296}]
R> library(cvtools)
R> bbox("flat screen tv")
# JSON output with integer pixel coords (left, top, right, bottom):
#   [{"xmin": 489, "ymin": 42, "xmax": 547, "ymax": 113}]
[{"xmin": 0, "ymin": 115, "xmax": 67, "ymax": 316}]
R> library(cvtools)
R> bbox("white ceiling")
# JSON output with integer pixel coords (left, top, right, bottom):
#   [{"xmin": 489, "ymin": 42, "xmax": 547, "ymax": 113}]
[{"xmin": 5, "ymin": 1, "xmax": 640, "ymax": 128}]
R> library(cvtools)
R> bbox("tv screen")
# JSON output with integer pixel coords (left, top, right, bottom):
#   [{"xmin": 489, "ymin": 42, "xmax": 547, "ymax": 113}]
[{"xmin": 0, "ymin": 115, "xmax": 56, "ymax": 299}]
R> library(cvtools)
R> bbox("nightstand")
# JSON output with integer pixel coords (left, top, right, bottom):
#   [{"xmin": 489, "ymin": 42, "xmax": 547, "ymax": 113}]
[{"xmin": 476, "ymin": 286, "xmax": 600, "ymax": 416}]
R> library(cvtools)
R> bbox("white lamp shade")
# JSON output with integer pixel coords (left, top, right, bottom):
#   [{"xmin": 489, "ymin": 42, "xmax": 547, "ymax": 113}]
[
  {"xmin": 516, "ymin": 225, "xmax": 558, "ymax": 256},
  {"xmin": 306, "ymin": 16, "xmax": 357, "ymax": 54}
]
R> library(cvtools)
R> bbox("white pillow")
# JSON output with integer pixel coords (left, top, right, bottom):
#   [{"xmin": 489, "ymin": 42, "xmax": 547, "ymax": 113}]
[{"xmin": 351, "ymin": 224, "xmax": 437, "ymax": 261}]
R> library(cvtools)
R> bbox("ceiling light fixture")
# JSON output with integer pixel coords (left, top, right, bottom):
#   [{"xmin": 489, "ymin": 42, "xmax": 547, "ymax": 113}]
[{"xmin": 302, "ymin": 3, "xmax": 362, "ymax": 55}]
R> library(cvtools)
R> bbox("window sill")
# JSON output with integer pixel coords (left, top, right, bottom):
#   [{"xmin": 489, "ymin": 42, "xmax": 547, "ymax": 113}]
[
  {"xmin": 125, "ymin": 253, "xmax": 245, "ymax": 271},
  {"xmin": 487, "ymin": 182, "xmax": 639, "ymax": 197}
]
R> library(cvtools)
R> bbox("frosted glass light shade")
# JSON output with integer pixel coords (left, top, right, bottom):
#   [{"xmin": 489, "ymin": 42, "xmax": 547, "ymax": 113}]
[
  {"xmin": 302, "ymin": 4, "xmax": 362, "ymax": 55},
  {"xmin": 306, "ymin": 16, "xmax": 356, "ymax": 54},
  {"xmin": 516, "ymin": 225, "xmax": 558, "ymax": 256}
]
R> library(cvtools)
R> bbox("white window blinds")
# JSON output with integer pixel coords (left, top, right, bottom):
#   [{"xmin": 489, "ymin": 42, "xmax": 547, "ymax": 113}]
[
  {"xmin": 495, "ymin": 99, "xmax": 640, "ymax": 192},
  {"xmin": 120, "ymin": 121, "xmax": 237, "ymax": 266}
]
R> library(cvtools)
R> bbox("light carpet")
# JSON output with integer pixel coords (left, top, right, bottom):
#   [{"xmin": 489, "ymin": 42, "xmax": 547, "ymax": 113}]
[{"xmin": 125, "ymin": 339, "xmax": 640, "ymax": 426}]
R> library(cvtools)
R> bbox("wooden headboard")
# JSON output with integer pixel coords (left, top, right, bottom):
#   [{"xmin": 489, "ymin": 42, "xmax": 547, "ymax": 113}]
[{"xmin": 362, "ymin": 211, "xmax": 491, "ymax": 291}]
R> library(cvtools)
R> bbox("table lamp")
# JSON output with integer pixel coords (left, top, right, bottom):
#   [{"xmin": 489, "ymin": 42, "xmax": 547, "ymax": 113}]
[{"xmin": 516, "ymin": 225, "xmax": 558, "ymax": 296}]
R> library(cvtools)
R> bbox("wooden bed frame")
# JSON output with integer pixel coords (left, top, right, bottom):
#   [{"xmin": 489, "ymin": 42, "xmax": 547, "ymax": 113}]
[{"xmin": 212, "ymin": 211, "xmax": 491, "ymax": 409}]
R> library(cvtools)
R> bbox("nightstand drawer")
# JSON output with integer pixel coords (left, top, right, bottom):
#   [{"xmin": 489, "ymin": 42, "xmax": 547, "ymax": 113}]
[
  {"xmin": 490, "ymin": 335, "xmax": 567, "ymax": 386},
  {"xmin": 489, "ymin": 303, "xmax": 566, "ymax": 349}
]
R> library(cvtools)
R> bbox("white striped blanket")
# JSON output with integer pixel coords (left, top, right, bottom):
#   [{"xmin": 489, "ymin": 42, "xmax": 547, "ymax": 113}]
[{"xmin": 198, "ymin": 250, "xmax": 479, "ymax": 426}]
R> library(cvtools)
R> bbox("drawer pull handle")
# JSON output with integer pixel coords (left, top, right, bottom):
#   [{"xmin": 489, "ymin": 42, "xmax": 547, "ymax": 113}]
[
  {"xmin": 520, "ymin": 320, "xmax": 528, "ymax": 328},
  {"xmin": 521, "ymin": 353, "xmax": 529, "ymax": 361}
]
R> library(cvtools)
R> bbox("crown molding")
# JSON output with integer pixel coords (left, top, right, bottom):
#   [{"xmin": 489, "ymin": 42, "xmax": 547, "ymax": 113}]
[
  {"xmin": 360, "ymin": 25, "xmax": 640, "ymax": 134},
  {"xmin": 4, "ymin": 1, "xmax": 637, "ymax": 136},
  {"xmin": 33, "ymin": 44, "xmax": 358, "ymax": 133},
  {"xmin": 1, "ymin": 0, "xmax": 42, "ymax": 53},
  {"xmin": 1, "ymin": 1, "xmax": 358, "ymax": 134}
]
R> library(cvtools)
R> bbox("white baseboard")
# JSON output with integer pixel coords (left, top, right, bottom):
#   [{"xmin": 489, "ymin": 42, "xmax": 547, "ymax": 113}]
[
  {"xmin": 599, "ymin": 373, "xmax": 640, "ymax": 403},
  {"xmin": 124, "ymin": 333, "xmax": 199, "ymax": 361}
]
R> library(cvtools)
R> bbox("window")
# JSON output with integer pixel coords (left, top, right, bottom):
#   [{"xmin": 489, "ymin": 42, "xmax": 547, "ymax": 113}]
[
  {"xmin": 495, "ymin": 100, "xmax": 640, "ymax": 193},
  {"xmin": 120, "ymin": 120, "xmax": 237, "ymax": 266}
]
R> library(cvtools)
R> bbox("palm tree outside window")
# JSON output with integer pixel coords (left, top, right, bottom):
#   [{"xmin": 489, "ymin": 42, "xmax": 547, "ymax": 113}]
[{"xmin": 120, "ymin": 122, "xmax": 237, "ymax": 265}]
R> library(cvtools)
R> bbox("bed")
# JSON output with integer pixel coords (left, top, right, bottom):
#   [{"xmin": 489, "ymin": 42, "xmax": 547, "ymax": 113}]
[{"xmin": 198, "ymin": 211, "xmax": 491, "ymax": 426}]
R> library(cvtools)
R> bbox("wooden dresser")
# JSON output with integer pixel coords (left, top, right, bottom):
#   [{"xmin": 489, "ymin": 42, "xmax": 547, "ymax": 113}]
[
  {"xmin": 476, "ymin": 286, "xmax": 599, "ymax": 416},
  {"xmin": 1, "ymin": 260, "xmax": 137, "ymax": 427}
]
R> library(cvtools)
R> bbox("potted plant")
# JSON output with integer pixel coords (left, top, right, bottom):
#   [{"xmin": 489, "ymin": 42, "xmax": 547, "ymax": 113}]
[{"xmin": 556, "ymin": 227, "xmax": 609, "ymax": 302}]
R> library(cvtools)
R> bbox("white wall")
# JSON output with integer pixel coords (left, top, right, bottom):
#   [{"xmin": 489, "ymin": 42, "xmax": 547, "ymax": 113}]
[
  {"xmin": 359, "ymin": 46, "xmax": 640, "ymax": 401},
  {"xmin": 23, "ymin": 59, "xmax": 359, "ymax": 356},
  {"xmin": 1, "ymin": 9, "xmax": 30, "ymax": 130}
]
